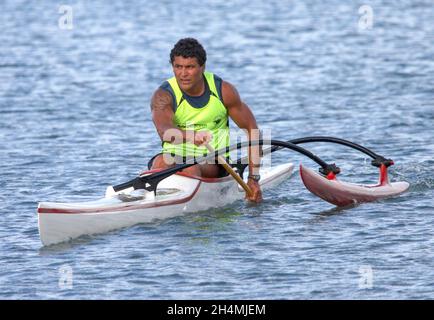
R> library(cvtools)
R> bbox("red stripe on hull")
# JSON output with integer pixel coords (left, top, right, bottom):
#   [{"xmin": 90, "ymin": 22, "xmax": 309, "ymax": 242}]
[{"xmin": 38, "ymin": 181, "xmax": 202, "ymax": 215}]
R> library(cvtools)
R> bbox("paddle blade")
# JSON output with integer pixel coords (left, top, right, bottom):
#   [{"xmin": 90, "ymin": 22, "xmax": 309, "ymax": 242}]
[{"xmin": 105, "ymin": 186, "xmax": 116, "ymax": 197}]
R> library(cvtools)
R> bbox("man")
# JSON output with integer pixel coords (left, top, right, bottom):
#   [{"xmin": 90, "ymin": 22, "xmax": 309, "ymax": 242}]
[{"xmin": 150, "ymin": 38, "xmax": 262, "ymax": 203}]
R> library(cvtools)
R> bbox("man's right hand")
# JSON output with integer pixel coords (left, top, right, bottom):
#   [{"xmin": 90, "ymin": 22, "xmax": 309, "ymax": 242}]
[{"xmin": 189, "ymin": 131, "xmax": 212, "ymax": 146}]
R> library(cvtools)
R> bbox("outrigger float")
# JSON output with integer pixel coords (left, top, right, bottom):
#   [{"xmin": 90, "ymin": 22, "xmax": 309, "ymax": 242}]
[{"xmin": 37, "ymin": 137, "xmax": 409, "ymax": 246}]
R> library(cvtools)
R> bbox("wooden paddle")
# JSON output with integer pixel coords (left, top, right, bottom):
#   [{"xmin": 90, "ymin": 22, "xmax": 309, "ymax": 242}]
[{"xmin": 204, "ymin": 143, "xmax": 253, "ymax": 198}]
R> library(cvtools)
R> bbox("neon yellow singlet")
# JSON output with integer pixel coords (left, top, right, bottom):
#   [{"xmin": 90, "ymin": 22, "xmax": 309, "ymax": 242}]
[{"xmin": 162, "ymin": 72, "xmax": 229, "ymax": 158}]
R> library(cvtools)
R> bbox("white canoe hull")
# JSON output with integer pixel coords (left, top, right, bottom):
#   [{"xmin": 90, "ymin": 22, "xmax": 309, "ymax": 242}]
[{"xmin": 38, "ymin": 163, "xmax": 294, "ymax": 246}]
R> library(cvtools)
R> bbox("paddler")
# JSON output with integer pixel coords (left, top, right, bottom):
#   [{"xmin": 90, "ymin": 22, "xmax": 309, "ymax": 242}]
[{"xmin": 149, "ymin": 38, "xmax": 262, "ymax": 203}]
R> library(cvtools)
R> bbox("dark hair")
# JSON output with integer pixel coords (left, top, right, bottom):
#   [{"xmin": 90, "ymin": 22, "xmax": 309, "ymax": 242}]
[{"xmin": 170, "ymin": 38, "xmax": 207, "ymax": 66}]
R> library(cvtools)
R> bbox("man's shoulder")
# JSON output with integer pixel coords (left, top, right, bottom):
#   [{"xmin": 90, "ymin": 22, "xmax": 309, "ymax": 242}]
[
  {"xmin": 219, "ymin": 79, "xmax": 241, "ymax": 108},
  {"xmin": 159, "ymin": 80, "xmax": 172, "ymax": 91},
  {"xmin": 220, "ymin": 78, "xmax": 237, "ymax": 94},
  {"xmin": 209, "ymin": 73, "xmax": 224, "ymax": 101},
  {"xmin": 213, "ymin": 73, "xmax": 223, "ymax": 82},
  {"xmin": 152, "ymin": 82, "xmax": 175, "ymax": 112}
]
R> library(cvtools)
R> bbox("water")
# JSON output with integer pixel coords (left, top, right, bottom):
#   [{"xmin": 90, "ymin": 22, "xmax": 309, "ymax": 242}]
[{"xmin": 1, "ymin": 0, "xmax": 433, "ymax": 299}]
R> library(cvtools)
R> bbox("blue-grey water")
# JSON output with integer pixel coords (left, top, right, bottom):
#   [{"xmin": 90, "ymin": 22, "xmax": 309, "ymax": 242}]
[{"xmin": 1, "ymin": 0, "xmax": 434, "ymax": 299}]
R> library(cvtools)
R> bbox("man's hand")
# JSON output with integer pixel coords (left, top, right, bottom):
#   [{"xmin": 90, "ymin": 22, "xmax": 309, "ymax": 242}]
[
  {"xmin": 188, "ymin": 130, "xmax": 212, "ymax": 146},
  {"xmin": 246, "ymin": 179, "xmax": 262, "ymax": 203}
]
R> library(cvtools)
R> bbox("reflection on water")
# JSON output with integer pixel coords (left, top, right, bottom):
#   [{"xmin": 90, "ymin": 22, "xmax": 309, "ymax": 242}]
[{"xmin": 309, "ymin": 203, "xmax": 358, "ymax": 222}]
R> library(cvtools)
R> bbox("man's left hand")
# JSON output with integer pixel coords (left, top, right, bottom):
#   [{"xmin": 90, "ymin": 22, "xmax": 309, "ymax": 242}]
[{"xmin": 246, "ymin": 179, "xmax": 262, "ymax": 203}]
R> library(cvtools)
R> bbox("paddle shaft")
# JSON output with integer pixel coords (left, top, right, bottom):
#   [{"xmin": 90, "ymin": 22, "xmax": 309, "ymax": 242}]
[
  {"xmin": 113, "ymin": 139, "xmax": 330, "ymax": 193},
  {"xmin": 204, "ymin": 143, "xmax": 253, "ymax": 198}
]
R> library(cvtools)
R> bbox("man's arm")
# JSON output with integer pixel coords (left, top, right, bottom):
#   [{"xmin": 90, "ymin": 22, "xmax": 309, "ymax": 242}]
[
  {"xmin": 151, "ymin": 89, "xmax": 177, "ymax": 142},
  {"xmin": 151, "ymin": 88, "xmax": 211, "ymax": 145},
  {"xmin": 221, "ymin": 81, "xmax": 262, "ymax": 203}
]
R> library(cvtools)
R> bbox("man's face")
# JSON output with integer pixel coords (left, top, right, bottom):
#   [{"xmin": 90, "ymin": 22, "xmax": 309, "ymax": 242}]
[{"xmin": 172, "ymin": 56, "xmax": 205, "ymax": 93}]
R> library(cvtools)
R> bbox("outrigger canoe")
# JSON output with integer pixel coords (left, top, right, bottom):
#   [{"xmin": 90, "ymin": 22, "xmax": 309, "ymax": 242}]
[
  {"xmin": 37, "ymin": 138, "xmax": 410, "ymax": 246},
  {"xmin": 38, "ymin": 162, "xmax": 294, "ymax": 246}
]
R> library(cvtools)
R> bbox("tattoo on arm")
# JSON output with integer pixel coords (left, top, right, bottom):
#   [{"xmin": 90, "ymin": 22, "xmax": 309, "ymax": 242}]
[{"xmin": 151, "ymin": 90, "xmax": 172, "ymax": 112}]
